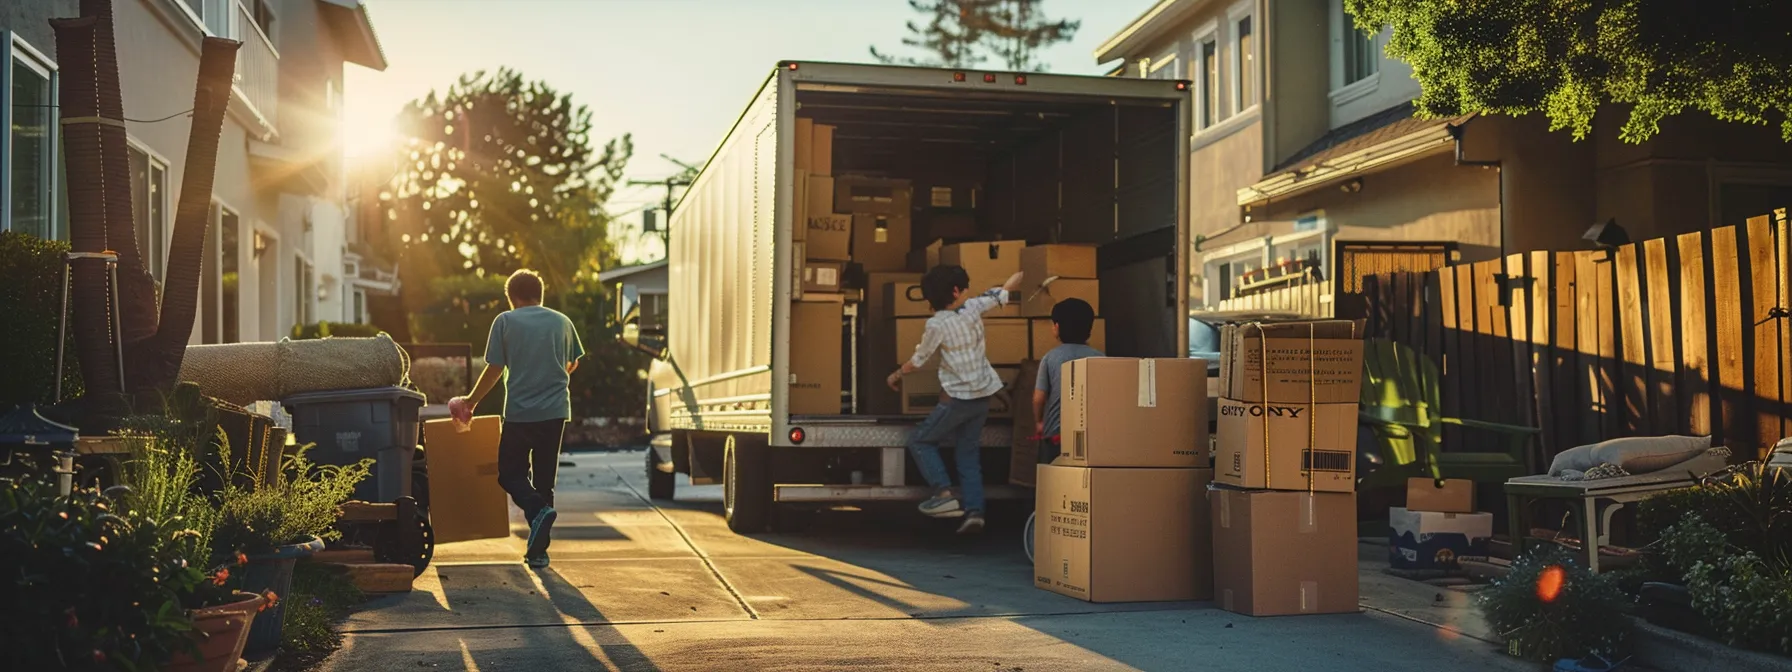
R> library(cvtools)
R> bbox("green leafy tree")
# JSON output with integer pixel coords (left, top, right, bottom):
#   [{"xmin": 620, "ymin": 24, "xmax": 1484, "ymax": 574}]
[
  {"xmin": 871, "ymin": 0, "xmax": 1079, "ymax": 72},
  {"xmin": 1346, "ymin": 0, "xmax": 1792, "ymax": 143}
]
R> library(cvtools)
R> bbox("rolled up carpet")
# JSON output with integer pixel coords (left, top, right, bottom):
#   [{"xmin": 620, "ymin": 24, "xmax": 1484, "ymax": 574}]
[{"xmin": 178, "ymin": 334, "xmax": 409, "ymax": 405}]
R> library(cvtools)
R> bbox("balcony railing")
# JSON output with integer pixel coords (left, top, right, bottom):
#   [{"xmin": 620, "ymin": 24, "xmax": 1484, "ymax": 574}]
[{"xmin": 232, "ymin": 1, "xmax": 279, "ymax": 132}]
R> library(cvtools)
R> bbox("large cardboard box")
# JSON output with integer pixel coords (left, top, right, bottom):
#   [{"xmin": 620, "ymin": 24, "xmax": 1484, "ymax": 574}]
[
  {"xmin": 811, "ymin": 123, "xmax": 834, "ymax": 176},
  {"xmin": 807, "ymin": 174, "xmax": 836, "ymax": 226},
  {"xmin": 799, "ymin": 259, "xmax": 845, "ymax": 294},
  {"xmin": 861, "ymin": 273, "xmax": 923, "ymax": 414},
  {"xmin": 804, "ymin": 213, "xmax": 852, "ymax": 261},
  {"xmin": 852, "ymin": 213, "xmax": 912, "ymax": 272},
  {"xmin": 1219, "ymin": 321, "xmax": 1364, "ymax": 404},
  {"xmin": 1388, "ymin": 507, "xmax": 1493, "ymax": 571},
  {"xmin": 1035, "ymin": 465, "xmax": 1213, "ymax": 603},
  {"xmin": 1211, "ymin": 488, "xmax": 1359, "ymax": 616},
  {"xmin": 894, "ymin": 316, "xmax": 1026, "ymax": 367},
  {"xmin": 1021, "ymin": 244, "xmax": 1098, "ymax": 281},
  {"xmin": 789, "ymin": 297, "xmax": 844, "ymax": 414},
  {"xmin": 899, "ymin": 366, "xmax": 1021, "ymax": 415},
  {"xmin": 794, "ymin": 118, "xmax": 814, "ymax": 172},
  {"xmin": 421, "ymin": 416, "xmax": 510, "ymax": 543},
  {"xmin": 1406, "ymin": 478, "xmax": 1476, "ymax": 514},
  {"xmin": 1214, "ymin": 398, "xmax": 1357, "ymax": 493},
  {"xmin": 889, "ymin": 282, "xmax": 933, "ymax": 317},
  {"xmin": 835, "ymin": 176, "xmax": 912, "ymax": 216},
  {"xmin": 1060, "ymin": 358, "xmax": 1208, "ymax": 468},
  {"xmin": 1009, "ymin": 359, "xmax": 1042, "ymax": 486},
  {"xmin": 941, "ymin": 240, "xmax": 1024, "ymax": 293},
  {"xmin": 1029, "ymin": 318, "xmax": 1106, "ymax": 359},
  {"xmin": 1019, "ymin": 278, "xmax": 1101, "ymax": 318},
  {"xmin": 918, "ymin": 213, "xmax": 979, "ymax": 248}
]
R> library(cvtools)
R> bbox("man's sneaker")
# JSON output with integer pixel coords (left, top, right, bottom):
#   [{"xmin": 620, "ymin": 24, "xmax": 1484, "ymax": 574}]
[
  {"xmin": 918, "ymin": 494, "xmax": 964, "ymax": 518},
  {"xmin": 956, "ymin": 513, "xmax": 986, "ymax": 535},
  {"xmin": 526, "ymin": 506, "xmax": 558, "ymax": 558},
  {"xmin": 525, "ymin": 554, "xmax": 550, "ymax": 570}
]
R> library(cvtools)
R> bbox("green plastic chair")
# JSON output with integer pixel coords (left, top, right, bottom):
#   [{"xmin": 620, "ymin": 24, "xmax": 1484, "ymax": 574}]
[{"xmin": 1357, "ymin": 338, "xmax": 1540, "ymax": 491}]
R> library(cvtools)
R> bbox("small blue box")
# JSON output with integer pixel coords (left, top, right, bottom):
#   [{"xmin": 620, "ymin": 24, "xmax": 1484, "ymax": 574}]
[{"xmin": 1389, "ymin": 507, "xmax": 1492, "ymax": 571}]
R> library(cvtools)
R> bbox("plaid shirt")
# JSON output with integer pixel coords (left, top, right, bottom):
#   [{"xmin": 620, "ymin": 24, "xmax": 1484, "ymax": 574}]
[{"xmin": 908, "ymin": 288, "xmax": 1010, "ymax": 400}]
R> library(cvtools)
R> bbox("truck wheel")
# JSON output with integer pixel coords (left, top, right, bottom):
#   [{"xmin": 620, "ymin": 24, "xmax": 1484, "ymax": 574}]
[
  {"xmin": 646, "ymin": 449, "xmax": 676, "ymax": 500},
  {"xmin": 722, "ymin": 435, "xmax": 771, "ymax": 534}
]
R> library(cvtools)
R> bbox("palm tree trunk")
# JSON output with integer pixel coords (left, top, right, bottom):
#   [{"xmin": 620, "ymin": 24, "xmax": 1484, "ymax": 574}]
[
  {"xmin": 139, "ymin": 37, "xmax": 239, "ymax": 392},
  {"xmin": 83, "ymin": 0, "xmax": 159, "ymax": 345},
  {"xmin": 51, "ymin": 16, "xmax": 122, "ymax": 399}
]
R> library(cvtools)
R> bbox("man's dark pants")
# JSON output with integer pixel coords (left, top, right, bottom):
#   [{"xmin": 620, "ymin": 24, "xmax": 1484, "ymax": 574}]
[{"xmin": 497, "ymin": 419, "xmax": 566, "ymax": 538}]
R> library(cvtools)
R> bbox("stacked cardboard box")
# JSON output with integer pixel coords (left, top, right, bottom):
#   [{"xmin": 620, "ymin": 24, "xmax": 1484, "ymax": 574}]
[
  {"xmin": 1035, "ymin": 358, "xmax": 1212, "ymax": 603},
  {"xmin": 1389, "ymin": 478, "xmax": 1493, "ymax": 572},
  {"xmin": 789, "ymin": 119, "xmax": 846, "ymax": 415},
  {"xmin": 1210, "ymin": 320, "xmax": 1365, "ymax": 616}
]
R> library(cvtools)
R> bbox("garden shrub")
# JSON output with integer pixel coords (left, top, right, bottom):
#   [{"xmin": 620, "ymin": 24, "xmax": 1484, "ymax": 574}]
[
  {"xmin": 290, "ymin": 321, "xmax": 386, "ymax": 340},
  {"xmin": 1477, "ymin": 544, "xmax": 1633, "ymax": 662},
  {"xmin": 0, "ymin": 232, "xmax": 83, "ymax": 407},
  {"xmin": 1660, "ymin": 512, "xmax": 1792, "ymax": 655}
]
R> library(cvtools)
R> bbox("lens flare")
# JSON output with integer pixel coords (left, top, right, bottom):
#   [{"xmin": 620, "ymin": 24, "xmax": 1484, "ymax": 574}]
[{"xmin": 1536, "ymin": 565, "xmax": 1566, "ymax": 603}]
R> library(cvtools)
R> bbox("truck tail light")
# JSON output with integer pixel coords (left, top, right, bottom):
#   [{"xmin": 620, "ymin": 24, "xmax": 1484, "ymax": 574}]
[{"xmin": 789, "ymin": 428, "xmax": 806, "ymax": 444}]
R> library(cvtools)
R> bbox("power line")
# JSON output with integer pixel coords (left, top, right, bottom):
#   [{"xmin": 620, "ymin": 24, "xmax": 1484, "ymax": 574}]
[{"xmin": 12, "ymin": 103, "xmax": 194, "ymax": 124}]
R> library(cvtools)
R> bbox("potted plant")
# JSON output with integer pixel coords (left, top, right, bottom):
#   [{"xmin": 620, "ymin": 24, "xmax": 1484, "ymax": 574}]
[
  {"xmin": 210, "ymin": 443, "xmax": 371, "ymax": 657},
  {"xmin": 1477, "ymin": 544, "xmax": 1633, "ymax": 664}
]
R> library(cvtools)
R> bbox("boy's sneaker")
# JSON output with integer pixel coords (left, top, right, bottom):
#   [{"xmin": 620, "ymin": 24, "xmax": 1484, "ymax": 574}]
[
  {"xmin": 956, "ymin": 513, "xmax": 986, "ymax": 535},
  {"xmin": 526, "ymin": 506, "xmax": 558, "ymax": 558},
  {"xmin": 525, "ymin": 554, "xmax": 550, "ymax": 570},
  {"xmin": 918, "ymin": 494, "xmax": 964, "ymax": 518}
]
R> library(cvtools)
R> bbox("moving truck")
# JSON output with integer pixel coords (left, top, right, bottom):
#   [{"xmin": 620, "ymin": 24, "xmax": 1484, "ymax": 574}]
[{"xmin": 617, "ymin": 61, "xmax": 1190, "ymax": 533}]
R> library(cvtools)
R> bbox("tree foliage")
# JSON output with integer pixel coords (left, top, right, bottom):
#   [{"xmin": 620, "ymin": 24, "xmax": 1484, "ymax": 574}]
[
  {"xmin": 871, "ymin": 0, "xmax": 1079, "ymax": 72},
  {"xmin": 383, "ymin": 69, "xmax": 633, "ymax": 291},
  {"xmin": 1346, "ymin": 0, "xmax": 1792, "ymax": 143}
]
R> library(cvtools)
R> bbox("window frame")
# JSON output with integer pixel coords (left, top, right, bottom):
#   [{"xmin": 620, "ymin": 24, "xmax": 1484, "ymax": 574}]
[
  {"xmin": 1191, "ymin": 20, "xmax": 1221, "ymax": 133},
  {"xmin": 2, "ymin": 33, "xmax": 61, "ymax": 239},
  {"xmin": 293, "ymin": 251, "xmax": 315, "ymax": 328},
  {"xmin": 1227, "ymin": 0, "xmax": 1259, "ymax": 116},
  {"xmin": 1144, "ymin": 50, "xmax": 1180, "ymax": 81},
  {"xmin": 127, "ymin": 139, "xmax": 173, "ymax": 279}
]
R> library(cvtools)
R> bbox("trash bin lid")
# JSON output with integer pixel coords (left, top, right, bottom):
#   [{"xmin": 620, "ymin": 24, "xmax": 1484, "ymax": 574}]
[{"xmin": 281, "ymin": 386, "xmax": 426, "ymax": 406}]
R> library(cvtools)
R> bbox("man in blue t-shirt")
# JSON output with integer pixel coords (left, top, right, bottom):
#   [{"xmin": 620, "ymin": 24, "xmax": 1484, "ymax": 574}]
[
  {"xmin": 452, "ymin": 269, "xmax": 584, "ymax": 569},
  {"xmin": 1032, "ymin": 298, "xmax": 1102, "ymax": 464}
]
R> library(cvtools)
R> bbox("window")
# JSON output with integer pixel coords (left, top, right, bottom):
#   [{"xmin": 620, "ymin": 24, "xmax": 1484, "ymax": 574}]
[
  {"xmin": 219, "ymin": 207, "xmax": 240, "ymax": 343},
  {"xmin": 6, "ymin": 38, "xmax": 57, "ymax": 239},
  {"xmin": 352, "ymin": 289, "xmax": 366, "ymax": 324},
  {"xmin": 1341, "ymin": 1, "xmax": 1379, "ymax": 86},
  {"xmin": 1231, "ymin": 7, "xmax": 1257, "ymax": 113},
  {"xmin": 129, "ymin": 144, "xmax": 169, "ymax": 278},
  {"xmin": 250, "ymin": 0, "xmax": 277, "ymax": 45},
  {"xmin": 1195, "ymin": 28, "xmax": 1220, "ymax": 130},
  {"xmin": 1145, "ymin": 52, "xmax": 1179, "ymax": 81},
  {"xmin": 294, "ymin": 255, "xmax": 314, "ymax": 326}
]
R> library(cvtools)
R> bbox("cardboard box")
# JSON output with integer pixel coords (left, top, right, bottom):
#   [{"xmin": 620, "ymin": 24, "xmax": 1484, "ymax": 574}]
[
  {"xmin": 1220, "ymin": 321, "xmax": 1364, "ymax": 404},
  {"xmin": 852, "ymin": 213, "xmax": 913, "ymax": 272},
  {"xmin": 1388, "ymin": 507, "xmax": 1493, "ymax": 571},
  {"xmin": 799, "ymin": 260, "xmax": 845, "ymax": 293},
  {"xmin": 1021, "ymin": 244, "xmax": 1098, "ymax": 281},
  {"xmin": 941, "ymin": 240, "xmax": 1024, "ymax": 294},
  {"xmin": 1035, "ymin": 465, "xmax": 1213, "ymax": 603},
  {"xmin": 1019, "ymin": 278, "xmax": 1101, "ymax": 318},
  {"xmin": 835, "ymin": 176, "xmax": 912, "ymax": 216},
  {"xmin": 811, "ymin": 123, "xmax": 834, "ymax": 176},
  {"xmin": 918, "ymin": 212, "xmax": 979, "ymax": 245},
  {"xmin": 1211, "ymin": 488, "xmax": 1359, "ymax": 616},
  {"xmin": 804, "ymin": 213, "xmax": 852, "ymax": 261},
  {"xmin": 1009, "ymin": 359, "xmax": 1042, "ymax": 486},
  {"xmin": 1029, "ymin": 318, "xmax": 1106, "ymax": 359},
  {"xmin": 861, "ymin": 273, "xmax": 923, "ymax": 414},
  {"xmin": 923, "ymin": 239, "xmax": 944, "ymax": 269},
  {"xmin": 795, "ymin": 118, "xmax": 814, "ymax": 172},
  {"xmin": 1214, "ymin": 398, "xmax": 1358, "ymax": 493},
  {"xmin": 789, "ymin": 297, "xmax": 843, "ymax": 414},
  {"xmin": 807, "ymin": 174, "xmax": 836, "ymax": 225},
  {"xmin": 421, "ymin": 416, "xmax": 510, "ymax": 543},
  {"xmin": 893, "ymin": 316, "xmax": 1026, "ymax": 367},
  {"xmin": 898, "ymin": 366, "xmax": 1020, "ymax": 415},
  {"xmin": 889, "ymin": 282, "xmax": 933, "ymax": 317},
  {"xmin": 1406, "ymin": 478, "xmax": 1476, "ymax": 514},
  {"xmin": 1060, "ymin": 358, "xmax": 1208, "ymax": 468}
]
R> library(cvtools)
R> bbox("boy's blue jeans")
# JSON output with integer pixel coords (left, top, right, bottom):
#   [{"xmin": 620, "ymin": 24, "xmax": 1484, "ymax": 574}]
[{"xmin": 907, "ymin": 395, "xmax": 991, "ymax": 513}]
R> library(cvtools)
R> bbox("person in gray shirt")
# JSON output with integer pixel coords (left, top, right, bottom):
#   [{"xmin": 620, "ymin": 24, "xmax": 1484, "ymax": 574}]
[
  {"xmin": 452, "ymin": 269, "xmax": 584, "ymax": 569},
  {"xmin": 1032, "ymin": 298, "xmax": 1102, "ymax": 464}
]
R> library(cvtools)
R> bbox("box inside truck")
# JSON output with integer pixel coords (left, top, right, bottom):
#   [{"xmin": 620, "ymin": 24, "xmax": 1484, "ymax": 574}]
[{"xmin": 792, "ymin": 84, "xmax": 1182, "ymax": 420}]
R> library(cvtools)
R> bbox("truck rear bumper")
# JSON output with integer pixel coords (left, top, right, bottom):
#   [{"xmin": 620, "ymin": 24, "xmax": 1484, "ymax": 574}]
[{"xmin": 774, "ymin": 484, "xmax": 1030, "ymax": 502}]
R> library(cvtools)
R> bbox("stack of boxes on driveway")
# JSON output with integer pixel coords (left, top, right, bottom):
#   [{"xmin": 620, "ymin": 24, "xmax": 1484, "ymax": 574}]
[
  {"xmin": 1033, "ymin": 357, "xmax": 1211, "ymax": 603},
  {"xmin": 1389, "ymin": 477, "xmax": 1494, "ymax": 574},
  {"xmin": 1209, "ymin": 321, "xmax": 1365, "ymax": 616}
]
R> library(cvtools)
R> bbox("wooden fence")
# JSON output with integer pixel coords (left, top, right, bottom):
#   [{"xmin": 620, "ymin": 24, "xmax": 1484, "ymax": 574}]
[
  {"xmin": 1356, "ymin": 211, "xmax": 1791, "ymax": 464},
  {"xmin": 1214, "ymin": 281, "xmax": 1335, "ymax": 318}
]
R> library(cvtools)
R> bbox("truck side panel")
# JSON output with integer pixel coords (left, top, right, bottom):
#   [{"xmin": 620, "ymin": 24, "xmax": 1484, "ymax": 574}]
[{"xmin": 664, "ymin": 73, "xmax": 780, "ymax": 433}]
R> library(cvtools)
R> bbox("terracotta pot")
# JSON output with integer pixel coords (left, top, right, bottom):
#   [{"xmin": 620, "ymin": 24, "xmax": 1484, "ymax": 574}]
[{"xmin": 166, "ymin": 592, "xmax": 265, "ymax": 672}]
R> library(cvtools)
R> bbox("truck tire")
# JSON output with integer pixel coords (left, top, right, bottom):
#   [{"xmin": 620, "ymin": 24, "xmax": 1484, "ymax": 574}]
[
  {"xmin": 646, "ymin": 449, "xmax": 676, "ymax": 500},
  {"xmin": 722, "ymin": 435, "xmax": 771, "ymax": 534}
]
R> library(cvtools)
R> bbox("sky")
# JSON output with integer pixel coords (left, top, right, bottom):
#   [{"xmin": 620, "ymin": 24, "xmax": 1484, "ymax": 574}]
[{"xmin": 342, "ymin": 0, "xmax": 1148, "ymax": 264}]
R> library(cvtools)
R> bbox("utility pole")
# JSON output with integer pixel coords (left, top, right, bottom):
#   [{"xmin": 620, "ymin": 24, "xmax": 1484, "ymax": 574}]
[{"xmin": 628, "ymin": 154, "xmax": 698, "ymax": 251}]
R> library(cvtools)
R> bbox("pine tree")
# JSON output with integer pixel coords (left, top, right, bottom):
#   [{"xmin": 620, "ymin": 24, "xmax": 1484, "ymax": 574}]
[{"xmin": 871, "ymin": 0, "xmax": 1079, "ymax": 72}]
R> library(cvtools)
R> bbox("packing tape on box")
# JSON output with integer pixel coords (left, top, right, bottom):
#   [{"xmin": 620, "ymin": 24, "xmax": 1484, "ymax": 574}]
[
  {"xmin": 1222, "ymin": 589, "xmax": 1234, "ymax": 613},
  {"xmin": 1300, "ymin": 581, "xmax": 1319, "ymax": 613},
  {"xmin": 1299, "ymin": 492, "xmax": 1317, "ymax": 533},
  {"xmin": 1218, "ymin": 488, "xmax": 1232, "ymax": 528},
  {"xmin": 1137, "ymin": 359, "xmax": 1157, "ymax": 408},
  {"xmin": 1244, "ymin": 321, "xmax": 1322, "ymax": 493}
]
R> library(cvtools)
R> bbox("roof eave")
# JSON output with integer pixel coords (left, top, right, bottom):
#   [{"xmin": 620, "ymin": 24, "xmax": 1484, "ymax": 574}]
[
  {"xmin": 1237, "ymin": 124, "xmax": 1462, "ymax": 207},
  {"xmin": 1094, "ymin": 0, "xmax": 1206, "ymax": 66},
  {"xmin": 319, "ymin": 0, "xmax": 388, "ymax": 71}
]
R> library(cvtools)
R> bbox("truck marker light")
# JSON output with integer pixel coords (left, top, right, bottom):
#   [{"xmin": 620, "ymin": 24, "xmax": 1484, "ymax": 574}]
[
  {"xmin": 1176, "ymin": 81, "xmax": 1189, "ymax": 91},
  {"xmin": 983, "ymin": 74, "xmax": 997, "ymax": 83},
  {"xmin": 953, "ymin": 72, "xmax": 966, "ymax": 82},
  {"xmin": 788, "ymin": 62, "xmax": 799, "ymax": 71},
  {"xmin": 1014, "ymin": 75, "xmax": 1027, "ymax": 85},
  {"xmin": 789, "ymin": 428, "xmax": 806, "ymax": 444}
]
